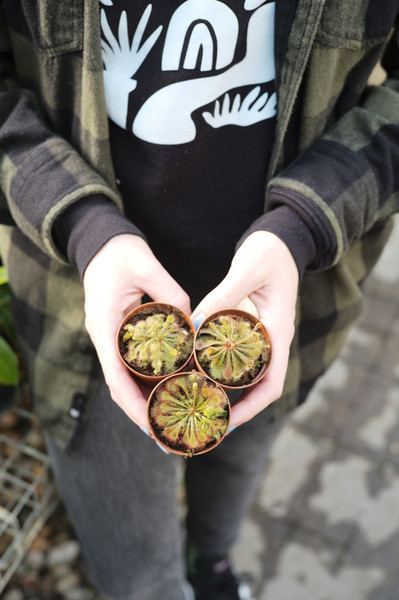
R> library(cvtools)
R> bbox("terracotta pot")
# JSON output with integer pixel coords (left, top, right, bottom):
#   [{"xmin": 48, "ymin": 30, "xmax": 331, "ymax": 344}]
[
  {"xmin": 193, "ymin": 308, "xmax": 272, "ymax": 390},
  {"xmin": 116, "ymin": 302, "xmax": 195, "ymax": 385},
  {"xmin": 147, "ymin": 371, "xmax": 231, "ymax": 457}
]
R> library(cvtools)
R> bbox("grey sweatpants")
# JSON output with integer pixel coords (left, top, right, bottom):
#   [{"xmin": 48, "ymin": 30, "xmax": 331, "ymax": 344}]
[{"xmin": 45, "ymin": 379, "xmax": 285, "ymax": 600}]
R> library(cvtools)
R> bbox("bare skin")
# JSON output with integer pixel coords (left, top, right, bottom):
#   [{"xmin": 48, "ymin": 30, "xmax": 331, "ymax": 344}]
[
  {"xmin": 191, "ymin": 230, "xmax": 298, "ymax": 429},
  {"xmin": 83, "ymin": 234, "xmax": 190, "ymax": 431},
  {"xmin": 83, "ymin": 230, "xmax": 298, "ymax": 433}
]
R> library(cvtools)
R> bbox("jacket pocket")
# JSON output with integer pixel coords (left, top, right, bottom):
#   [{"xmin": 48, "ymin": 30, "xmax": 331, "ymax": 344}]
[
  {"xmin": 316, "ymin": 0, "xmax": 398, "ymax": 50},
  {"xmin": 4, "ymin": 0, "xmax": 83, "ymax": 56}
]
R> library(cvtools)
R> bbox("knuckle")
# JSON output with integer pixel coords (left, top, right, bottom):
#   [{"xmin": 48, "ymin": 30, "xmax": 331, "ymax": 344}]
[{"xmin": 271, "ymin": 381, "xmax": 285, "ymax": 402}]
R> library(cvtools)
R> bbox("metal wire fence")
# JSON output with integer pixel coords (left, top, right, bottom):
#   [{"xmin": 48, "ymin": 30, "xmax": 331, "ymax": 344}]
[{"xmin": 0, "ymin": 406, "xmax": 59, "ymax": 594}]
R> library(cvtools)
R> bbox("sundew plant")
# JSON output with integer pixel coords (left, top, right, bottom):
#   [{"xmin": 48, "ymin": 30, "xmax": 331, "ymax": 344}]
[
  {"xmin": 122, "ymin": 312, "xmax": 193, "ymax": 376},
  {"xmin": 195, "ymin": 314, "xmax": 270, "ymax": 386},
  {"xmin": 149, "ymin": 372, "xmax": 229, "ymax": 456}
]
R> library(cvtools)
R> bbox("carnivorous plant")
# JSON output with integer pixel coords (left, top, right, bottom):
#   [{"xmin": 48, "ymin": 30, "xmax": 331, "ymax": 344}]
[
  {"xmin": 195, "ymin": 314, "xmax": 270, "ymax": 386},
  {"xmin": 149, "ymin": 372, "xmax": 229, "ymax": 456},
  {"xmin": 122, "ymin": 312, "xmax": 193, "ymax": 376}
]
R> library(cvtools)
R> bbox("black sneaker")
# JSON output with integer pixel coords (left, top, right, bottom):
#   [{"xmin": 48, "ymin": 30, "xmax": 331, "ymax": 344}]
[{"xmin": 186, "ymin": 544, "xmax": 255, "ymax": 600}]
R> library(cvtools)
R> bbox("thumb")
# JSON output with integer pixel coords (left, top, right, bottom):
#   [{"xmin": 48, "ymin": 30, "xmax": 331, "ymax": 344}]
[
  {"xmin": 141, "ymin": 264, "xmax": 192, "ymax": 317},
  {"xmin": 191, "ymin": 268, "xmax": 256, "ymax": 327}
]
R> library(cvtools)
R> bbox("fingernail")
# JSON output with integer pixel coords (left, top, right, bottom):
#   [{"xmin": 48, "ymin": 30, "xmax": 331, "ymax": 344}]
[
  {"xmin": 227, "ymin": 426, "xmax": 237, "ymax": 435},
  {"xmin": 192, "ymin": 313, "xmax": 205, "ymax": 330},
  {"xmin": 155, "ymin": 440, "xmax": 169, "ymax": 454},
  {"xmin": 141, "ymin": 426, "xmax": 150, "ymax": 437}
]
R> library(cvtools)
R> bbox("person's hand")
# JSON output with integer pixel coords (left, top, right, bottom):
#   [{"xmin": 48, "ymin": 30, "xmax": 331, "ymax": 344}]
[
  {"xmin": 83, "ymin": 234, "xmax": 190, "ymax": 432},
  {"xmin": 191, "ymin": 231, "xmax": 299, "ymax": 428}
]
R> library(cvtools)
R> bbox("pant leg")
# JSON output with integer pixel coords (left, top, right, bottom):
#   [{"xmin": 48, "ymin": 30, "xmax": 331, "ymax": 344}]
[
  {"xmin": 45, "ymin": 379, "xmax": 190, "ymax": 600},
  {"xmin": 185, "ymin": 403, "xmax": 287, "ymax": 557}
]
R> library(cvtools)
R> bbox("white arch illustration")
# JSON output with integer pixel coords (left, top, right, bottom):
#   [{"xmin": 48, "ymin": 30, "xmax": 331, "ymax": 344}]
[
  {"xmin": 182, "ymin": 23, "xmax": 215, "ymax": 71},
  {"xmin": 133, "ymin": 1, "xmax": 275, "ymax": 145},
  {"xmin": 161, "ymin": 0, "xmax": 239, "ymax": 72}
]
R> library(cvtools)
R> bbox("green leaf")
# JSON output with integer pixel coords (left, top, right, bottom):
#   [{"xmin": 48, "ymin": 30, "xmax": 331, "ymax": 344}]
[
  {"xmin": 0, "ymin": 283, "xmax": 10, "ymax": 308},
  {"xmin": 0, "ymin": 266, "xmax": 8, "ymax": 285},
  {"xmin": 0, "ymin": 304, "xmax": 16, "ymax": 342},
  {"xmin": 0, "ymin": 336, "xmax": 19, "ymax": 386}
]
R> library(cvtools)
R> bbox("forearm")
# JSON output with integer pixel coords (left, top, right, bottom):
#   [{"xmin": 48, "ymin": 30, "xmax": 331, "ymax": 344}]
[
  {"xmin": 53, "ymin": 195, "xmax": 146, "ymax": 279},
  {"xmin": 0, "ymin": 6, "xmax": 122, "ymax": 262},
  {"xmin": 256, "ymin": 24, "xmax": 399, "ymax": 272},
  {"xmin": 236, "ymin": 190, "xmax": 337, "ymax": 280}
]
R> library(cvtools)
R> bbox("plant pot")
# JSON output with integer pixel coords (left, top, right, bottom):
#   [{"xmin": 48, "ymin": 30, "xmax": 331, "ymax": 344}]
[
  {"xmin": 117, "ymin": 302, "xmax": 195, "ymax": 385},
  {"xmin": 194, "ymin": 309, "xmax": 272, "ymax": 390},
  {"xmin": 147, "ymin": 371, "xmax": 231, "ymax": 457}
]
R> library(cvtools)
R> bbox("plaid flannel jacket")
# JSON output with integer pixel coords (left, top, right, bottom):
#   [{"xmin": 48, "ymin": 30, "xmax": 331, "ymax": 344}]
[{"xmin": 0, "ymin": 0, "xmax": 398, "ymax": 448}]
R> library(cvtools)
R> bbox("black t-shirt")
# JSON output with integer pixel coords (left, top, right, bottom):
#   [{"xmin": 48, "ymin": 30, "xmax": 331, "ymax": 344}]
[
  {"xmin": 101, "ymin": 0, "xmax": 277, "ymax": 304},
  {"xmin": 56, "ymin": 0, "xmax": 326, "ymax": 292}
]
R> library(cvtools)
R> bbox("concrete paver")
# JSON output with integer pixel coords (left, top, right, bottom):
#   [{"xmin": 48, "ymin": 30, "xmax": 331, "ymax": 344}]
[{"xmin": 232, "ymin": 216, "xmax": 399, "ymax": 600}]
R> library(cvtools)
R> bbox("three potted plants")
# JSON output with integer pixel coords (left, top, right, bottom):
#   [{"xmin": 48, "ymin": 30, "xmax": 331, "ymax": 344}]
[{"xmin": 117, "ymin": 303, "xmax": 272, "ymax": 456}]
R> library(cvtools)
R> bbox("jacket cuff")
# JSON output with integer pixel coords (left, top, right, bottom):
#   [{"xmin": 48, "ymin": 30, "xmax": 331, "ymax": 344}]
[
  {"xmin": 53, "ymin": 195, "xmax": 146, "ymax": 279},
  {"xmin": 236, "ymin": 187, "xmax": 337, "ymax": 280}
]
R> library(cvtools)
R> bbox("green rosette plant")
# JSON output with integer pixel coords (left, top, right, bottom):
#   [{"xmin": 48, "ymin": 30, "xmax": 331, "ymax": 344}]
[
  {"xmin": 0, "ymin": 261, "xmax": 22, "ymax": 411},
  {"xmin": 0, "ymin": 265, "xmax": 18, "ymax": 386},
  {"xmin": 148, "ymin": 371, "xmax": 230, "ymax": 456},
  {"xmin": 119, "ymin": 304, "xmax": 194, "ymax": 379},
  {"xmin": 195, "ymin": 311, "xmax": 271, "ymax": 388}
]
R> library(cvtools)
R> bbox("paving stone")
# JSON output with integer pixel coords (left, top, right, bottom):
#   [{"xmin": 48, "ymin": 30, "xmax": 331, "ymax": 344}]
[
  {"xmin": 337, "ymin": 374, "xmax": 399, "ymax": 463},
  {"xmin": 293, "ymin": 360, "xmax": 365, "ymax": 439},
  {"xmin": 375, "ymin": 319, "xmax": 399, "ymax": 378},
  {"xmin": 347, "ymin": 508, "xmax": 399, "ymax": 578},
  {"xmin": 355, "ymin": 387, "xmax": 399, "ymax": 455},
  {"xmin": 317, "ymin": 356, "xmax": 351, "ymax": 391},
  {"xmin": 257, "ymin": 425, "xmax": 325, "ymax": 519},
  {"xmin": 233, "ymin": 512, "xmax": 293, "ymax": 596},
  {"xmin": 231, "ymin": 515, "xmax": 266, "ymax": 584},
  {"xmin": 341, "ymin": 326, "xmax": 385, "ymax": 371},
  {"xmin": 337, "ymin": 528, "xmax": 399, "ymax": 600},
  {"xmin": 360, "ymin": 295, "xmax": 399, "ymax": 335},
  {"xmin": 387, "ymin": 573, "xmax": 399, "ymax": 600},
  {"xmin": 304, "ymin": 449, "xmax": 399, "ymax": 548},
  {"xmin": 259, "ymin": 537, "xmax": 386, "ymax": 600}
]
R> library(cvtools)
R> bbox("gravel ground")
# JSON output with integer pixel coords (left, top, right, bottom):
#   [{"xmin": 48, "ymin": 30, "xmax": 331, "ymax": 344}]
[
  {"xmin": 3, "ymin": 503, "xmax": 97, "ymax": 600},
  {"xmin": 1, "ymin": 404, "xmax": 97, "ymax": 600}
]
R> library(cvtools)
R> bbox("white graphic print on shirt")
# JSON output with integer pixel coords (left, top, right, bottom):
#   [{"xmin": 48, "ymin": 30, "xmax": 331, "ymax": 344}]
[{"xmin": 100, "ymin": 0, "xmax": 276, "ymax": 145}]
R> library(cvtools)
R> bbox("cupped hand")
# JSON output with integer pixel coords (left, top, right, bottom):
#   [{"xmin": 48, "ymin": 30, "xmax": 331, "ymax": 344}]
[
  {"xmin": 191, "ymin": 231, "xmax": 299, "ymax": 428},
  {"xmin": 83, "ymin": 234, "xmax": 191, "ymax": 431}
]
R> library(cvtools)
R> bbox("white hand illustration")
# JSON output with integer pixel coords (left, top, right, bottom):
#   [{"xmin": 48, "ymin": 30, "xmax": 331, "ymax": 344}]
[
  {"xmin": 202, "ymin": 86, "xmax": 277, "ymax": 128},
  {"xmin": 133, "ymin": 2, "xmax": 276, "ymax": 144},
  {"xmin": 101, "ymin": 5, "xmax": 163, "ymax": 129}
]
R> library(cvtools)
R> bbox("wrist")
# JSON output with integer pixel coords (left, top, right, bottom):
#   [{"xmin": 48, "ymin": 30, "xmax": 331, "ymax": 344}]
[{"xmin": 53, "ymin": 195, "xmax": 146, "ymax": 279}]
